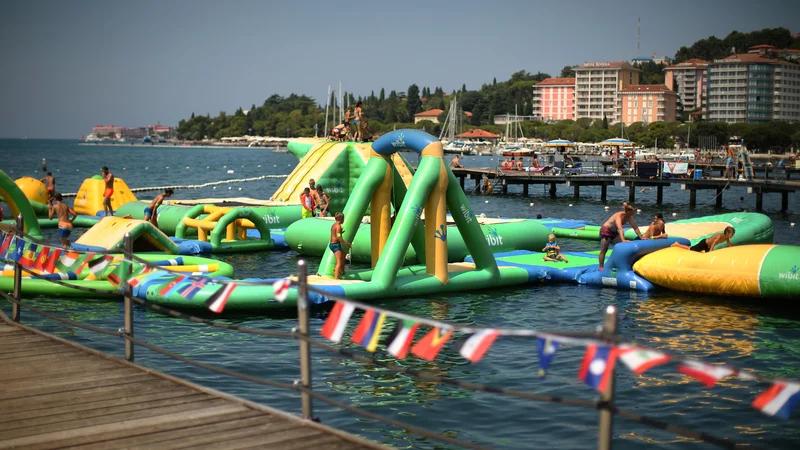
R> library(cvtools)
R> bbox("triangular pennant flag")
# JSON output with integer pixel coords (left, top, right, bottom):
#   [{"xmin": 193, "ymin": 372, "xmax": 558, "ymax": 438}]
[
  {"xmin": 85, "ymin": 255, "xmax": 113, "ymax": 280},
  {"xmin": 205, "ymin": 283, "xmax": 236, "ymax": 313},
  {"xmin": 106, "ymin": 262, "xmax": 126, "ymax": 288},
  {"xmin": 351, "ymin": 309, "xmax": 386, "ymax": 352},
  {"xmin": 178, "ymin": 276, "xmax": 210, "ymax": 300},
  {"xmin": 537, "ymin": 337, "xmax": 560, "ymax": 377},
  {"xmin": 320, "ymin": 301, "xmax": 355, "ymax": 343},
  {"xmin": 0, "ymin": 233, "xmax": 14, "ymax": 258},
  {"xmin": 678, "ymin": 360, "xmax": 735, "ymax": 388},
  {"xmin": 18, "ymin": 242, "xmax": 37, "ymax": 268},
  {"xmin": 457, "ymin": 329, "xmax": 499, "ymax": 363},
  {"xmin": 42, "ymin": 248, "xmax": 61, "ymax": 274},
  {"xmin": 33, "ymin": 246, "xmax": 51, "ymax": 272},
  {"xmin": 411, "ymin": 327, "xmax": 453, "ymax": 361},
  {"xmin": 272, "ymin": 278, "xmax": 291, "ymax": 302},
  {"xmin": 752, "ymin": 382, "xmax": 800, "ymax": 419},
  {"xmin": 578, "ymin": 344, "xmax": 618, "ymax": 392},
  {"xmin": 385, "ymin": 320, "xmax": 420, "ymax": 359},
  {"xmin": 73, "ymin": 252, "xmax": 95, "ymax": 274},
  {"xmin": 618, "ymin": 346, "xmax": 671, "ymax": 375},
  {"xmin": 57, "ymin": 251, "xmax": 81, "ymax": 271},
  {"xmin": 159, "ymin": 275, "xmax": 187, "ymax": 297}
]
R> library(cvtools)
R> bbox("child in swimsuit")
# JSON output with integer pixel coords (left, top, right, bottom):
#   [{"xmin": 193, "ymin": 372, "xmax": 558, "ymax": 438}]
[
  {"xmin": 300, "ymin": 187, "xmax": 315, "ymax": 219},
  {"xmin": 672, "ymin": 226, "xmax": 735, "ymax": 253},
  {"xmin": 330, "ymin": 212, "xmax": 351, "ymax": 279},
  {"xmin": 101, "ymin": 166, "xmax": 115, "ymax": 216},
  {"xmin": 542, "ymin": 234, "xmax": 568, "ymax": 263},
  {"xmin": 315, "ymin": 185, "xmax": 330, "ymax": 217},
  {"xmin": 40, "ymin": 172, "xmax": 56, "ymax": 204}
]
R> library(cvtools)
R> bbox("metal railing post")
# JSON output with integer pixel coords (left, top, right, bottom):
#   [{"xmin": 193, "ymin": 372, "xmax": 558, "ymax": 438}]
[
  {"xmin": 597, "ymin": 305, "xmax": 618, "ymax": 450},
  {"xmin": 11, "ymin": 214, "xmax": 24, "ymax": 322},
  {"xmin": 122, "ymin": 233, "xmax": 134, "ymax": 361},
  {"xmin": 296, "ymin": 259, "xmax": 314, "ymax": 419}
]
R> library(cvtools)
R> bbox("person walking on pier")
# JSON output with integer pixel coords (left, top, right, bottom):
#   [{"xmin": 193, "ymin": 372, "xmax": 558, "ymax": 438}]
[
  {"xmin": 101, "ymin": 166, "xmax": 115, "ymax": 216},
  {"xmin": 40, "ymin": 172, "xmax": 56, "ymax": 204},
  {"xmin": 598, "ymin": 205, "xmax": 644, "ymax": 271},
  {"xmin": 450, "ymin": 154, "xmax": 464, "ymax": 168},
  {"xmin": 49, "ymin": 193, "xmax": 77, "ymax": 249},
  {"xmin": 723, "ymin": 145, "xmax": 737, "ymax": 179},
  {"xmin": 330, "ymin": 212, "xmax": 351, "ymax": 279}
]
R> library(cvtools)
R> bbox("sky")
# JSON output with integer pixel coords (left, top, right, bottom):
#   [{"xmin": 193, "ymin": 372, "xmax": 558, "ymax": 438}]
[{"xmin": 0, "ymin": 0, "xmax": 798, "ymax": 138}]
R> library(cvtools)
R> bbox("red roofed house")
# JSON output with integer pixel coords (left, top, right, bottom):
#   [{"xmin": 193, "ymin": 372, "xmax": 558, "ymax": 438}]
[
  {"xmin": 620, "ymin": 85, "xmax": 677, "ymax": 125},
  {"xmin": 413, "ymin": 109, "xmax": 445, "ymax": 124},
  {"xmin": 534, "ymin": 78, "xmax": 575, "ymax": 121},
  {"xmin": 664, "ymin": 58, "xmax": 709, "ymax": 113},
  {"xmin": 708, "ymin": 53, "xmax": 800, "ymax": 123},
  {"xmin": 455, "ymin": 129, "xmax": 500, "ymax": 143}
]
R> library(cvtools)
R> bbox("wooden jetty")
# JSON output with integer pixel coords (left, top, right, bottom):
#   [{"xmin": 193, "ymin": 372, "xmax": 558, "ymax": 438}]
[
  {"xmin": 0, "ymin": 320, "xmax": 388, "ymax": 450},
  {"xmin": 452, "ymin": 168, "xmax": 799, "ymax": 212}
]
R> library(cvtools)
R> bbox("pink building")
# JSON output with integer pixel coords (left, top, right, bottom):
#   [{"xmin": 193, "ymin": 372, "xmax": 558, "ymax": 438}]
[
  {"xmin": 620, "ymin": 85, "xmax": 677, "ymax": 125},
  {"xmin": 534, "ymin": 78, "xmax": 575, "ymax": 121}
]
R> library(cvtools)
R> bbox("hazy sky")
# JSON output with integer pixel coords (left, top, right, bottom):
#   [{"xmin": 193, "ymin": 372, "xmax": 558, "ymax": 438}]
[{"xmin": 1, "ymin": 0, "xmax": 797, "ymax": 138}]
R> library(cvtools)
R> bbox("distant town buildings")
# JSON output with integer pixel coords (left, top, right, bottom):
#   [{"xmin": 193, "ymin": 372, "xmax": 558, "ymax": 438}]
[
  {"xmin": 664, "ymin": 58, "xmax": 709, "ymax": 114},
  {"xmin": 620, "ymin": 85, "xmax": 678, "ymax": 125},
  {"xmin": 90, "ymin": 124, "xmax": 175, "ymax": 139},
  {"xmin": 573, "ymin": 61, "xmax": 641, "ymax": 123},
  {"xmin": 630, "ymin": 54, "xmax": 672, "ymax": 66},
  {"xmin": 413, "ymin": 109, "xmax": 445, "ymax": 124},
  {"xmin": 533, "ymin": 78, "xmax": 575, "ymax": 121},
  {"xmin": 707, "ymin": 46, "xmax": 800, "ymax": 123}
]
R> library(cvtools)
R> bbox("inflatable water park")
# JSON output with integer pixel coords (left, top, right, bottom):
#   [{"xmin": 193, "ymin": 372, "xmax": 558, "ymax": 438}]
[{"xmin": 1, "ymin": 130, "xmax": 799, "ymax": 309}]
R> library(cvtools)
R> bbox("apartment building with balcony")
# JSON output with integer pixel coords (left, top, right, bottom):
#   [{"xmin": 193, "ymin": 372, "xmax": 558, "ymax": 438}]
[
  {"xmin": 573, "ymin": 61, "xmax": 641, "ymax": 123},
  {"xmin": 620, "ymin": 85, "xmax": 677, "ymax": 125},
  {"xmin": 533, "ymin": 77, "xmax": 575, "ymax": 121},
  {"xmin": 707, "ymin": 53, "xmax": 800, "ymax": 123},
  {"xmin": 664, "ymin": 58, "xmax": 708, "ymax": 113}
]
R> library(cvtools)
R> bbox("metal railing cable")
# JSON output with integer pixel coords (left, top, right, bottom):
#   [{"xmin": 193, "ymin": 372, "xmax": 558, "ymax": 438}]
[{"xmin": 0, "ymin": 289, "xmax": 120, "ymax": 338}]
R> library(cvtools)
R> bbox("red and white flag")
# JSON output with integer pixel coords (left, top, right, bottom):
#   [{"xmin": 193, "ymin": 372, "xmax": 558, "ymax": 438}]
[
  {"xmin": 457, "ymin": 330, "xmax": 499, "ymax": 363},
  {"xmin": 385, "ymin": 320, "xmax": 420, "ymax": 359},
  {"xmin": 320, "ymin": 301, "xmax": 355, "ymax": 343},
  {"xmin": 205, "ymin": 283, "xmax": 237, "ymax": 313},
  {"xmin": 42, "ymin": 249, "xmax": 61, "ymax": 274},
  {"xmin": 678, "ymin": 360, "xmax": 735, "ymax": 387},
  {"xmin": 272, "ymin": 278, "xmax": 291, "ymax": 302},
  {"xmin": 618, "ymin": 346, "xmax": 671, "ymax": 374}
]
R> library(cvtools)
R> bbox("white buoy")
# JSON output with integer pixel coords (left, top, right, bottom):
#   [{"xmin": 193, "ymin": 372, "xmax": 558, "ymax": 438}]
[
  {"xmin": 637, "ymin": 209, "xmax": 641, "ymax": 214},
  {"xmin": 529, "ymin": 203, "xmax": 534, "ymax": 207},
  {"xmin": 165, "ymin": 166, "xmax": 169, "ymax": 169},
  {"xmin": 238, "ymin": 187, "xmax": 242, "ymax": 191},
  {"xmin": 227, "ymin": 170, "xmax": 234, "ymax": 174},
  {"xmin": 485, "ymin": 200, "xmax": 489, "ymax": 203},
  {"xmin": 228, "ymin": 186, "xmax": 232, "ymax": 190},
  {"xmin": 207, "ymin": 166, "xmax": 210, "ymax": 169},
  {"xmin": 186, "ymin": 166, "xmax": 190, "ymax": 169},
  {"xmin": 569, "ymin": 204, "xmax": 573, "ymax": 207},
  {"xmin": 223, "ymin": 165, "xmax": 227, "ymax": 168},
  {"xmin": 672, "ymin": 212, "xmax": 678, "ymax": 217},
  {"xmin": 273, "ymin": 165, "xmax": 277, "ymax": 167},
  {"xmin": 604, "ymin": 206, "xmax": 610, "ymax": 210},
  {"xmin": 145, "ymin": 167, "xmax": 148, "ymax": 170},
  {"xmin": 791, "ymin": 223, "xmax": 796, "ymax": 227},
  {"xmin": 257, "ymin": 165, "xmax": 262, "ymax": 168},
  {"xmin": 213, "ymin": 186, "xmax": 216, "ymax": 189}
]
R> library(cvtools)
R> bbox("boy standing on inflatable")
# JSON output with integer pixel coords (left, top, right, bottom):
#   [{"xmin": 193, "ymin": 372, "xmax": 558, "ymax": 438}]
[
  {"xmin": 101, "ymin": 166, "xmax": 115, "ymax": 216},
  {"xmin": 40, "ymin": 172, "xmax": 56, "ymax": 204},
  {"xmin": 598, "ymin": 205, "xmax": 644, "ymax": 271},
  {"xmin": 144, "ymin": 189, "xmax": 173, "ymax": 228},
  {"xmin": 329, "ymin": 212, "xmax": 351, "ymax": 279},
  {"xmin": 49, "ymin": 193, "xmax": 77, "ymax": 249}
]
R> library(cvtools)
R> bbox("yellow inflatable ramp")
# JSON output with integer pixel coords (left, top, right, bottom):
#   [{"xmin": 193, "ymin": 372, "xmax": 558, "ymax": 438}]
[
  {"xmin": 75, "ymin": 217, "xmax": 179, "ymax": 253},
  {"xmin": 73, "ymin": 176, "xmax": 137, "ymax": 216}
]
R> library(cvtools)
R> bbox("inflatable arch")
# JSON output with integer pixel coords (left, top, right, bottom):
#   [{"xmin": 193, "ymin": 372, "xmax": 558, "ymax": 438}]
[{"xmin": 0, "ymin": 170, "xmax": 43, "ymax": 239}]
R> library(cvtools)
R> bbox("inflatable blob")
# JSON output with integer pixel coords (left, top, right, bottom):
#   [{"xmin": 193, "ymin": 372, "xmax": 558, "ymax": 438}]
[
  {"xmin": 15, "ymin": 176, "xmax": 49, "ymax": 205},
  {"xmin": 73, "ymin": 176, "xmax": 137, "ymax": 216},
  {"xmin": 633, "ymin": 244, "xmax": 800, "ymax": 299}
]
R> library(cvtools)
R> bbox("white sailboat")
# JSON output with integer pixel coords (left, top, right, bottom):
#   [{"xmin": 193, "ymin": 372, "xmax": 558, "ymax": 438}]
[{"xmin": 440, "ymin": 95, "xmax": 475, "ymax": 155}]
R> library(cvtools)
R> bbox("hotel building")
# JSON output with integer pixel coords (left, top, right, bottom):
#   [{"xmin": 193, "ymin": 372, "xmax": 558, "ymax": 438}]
[
  {"xmin": 620, "ymin": 85, "xmax": 678, "ymax": 125},
  {"xmin": 574, "ymin": 62, "xmax": 641, "ymax": 122},
  {"xmin": 664, "ymin": 58, "xmax": 708, "ymax": 113},
  {"xmin": 533, "ymin": 78, "xmax": 575, "ymax": 121},
  {"xmin": 707, "ymin": 52, "xmax": 800, "ymax": 123}
]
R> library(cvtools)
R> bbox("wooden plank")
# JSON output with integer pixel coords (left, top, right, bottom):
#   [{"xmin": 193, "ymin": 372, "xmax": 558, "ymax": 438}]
[
  {"xmin": 1, "ymin": 369, "xmax": 148, "ymax": 397},
  {"xmin": 0, "ymin": 373, "xmax": 154, "ymax": 401},
  {"xmin": 0, "ymin": 364, "xmax": 125, "ymax": 384},
  {"xmin": 0, "ymin": 393, "xmax": 213, "ymax": 432},
  {"xmin": 0, "ymin": 389, "xmax": 199, "ymax": 423},
  {"xmin": 0, "ymin": 359, "xmax": 123, "ymax": 380},
  {"xmin": 0, "ymin": 404, "xmax": 252, "ymax": 449},
  {"xmin": 279, "ymin": 434, "xmax": 360, "ymax": 450},
  {"xmin": 67, "ymin": 415, "xmax": 287, "ymax": 450},
  {"xmin": 2, "ymin": 398, "xmax": 233, "ymax": 440},
  {"xmin": 0, "ymin": 349, "xmax": 100, "ymax": 365},
  {"xmin": 0, "ymin": 332, "xmax": 48, "ymax": 342},
  {"xmin": 0, "ymin": 342, "xmax": 72, "ymax": 358},
  {"xmin": 0, "ymin": 379, "xmax": 183, "ymax": 411},
  {"xmin": 183, "ymin": 426, "xmax": 326, "ymax": 450},
  {"xmin": 126, "ymin": 418, "xmax": 301, "ymax": 450}
]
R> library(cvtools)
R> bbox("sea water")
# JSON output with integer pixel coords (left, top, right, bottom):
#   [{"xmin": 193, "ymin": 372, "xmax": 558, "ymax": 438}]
[{"xmin": 2, "ymin": 139, "xmax": 799, "ymax": 449}]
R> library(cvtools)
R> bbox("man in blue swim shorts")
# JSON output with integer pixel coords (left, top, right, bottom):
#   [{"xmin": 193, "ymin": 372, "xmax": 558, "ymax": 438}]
[
  {"xmin": 49, "ymin": 193, "xmax": 77, "ymax": 248},
  {"xmin": 723, "ymin": 145, "xmax": 736, "ymax": 179},
  {"xmin": 330, "ymin": 212, "xmax": 351, "ymax": 279},
  {"xmin": 144, "ymin": 188, "xmax": 173, "ymax": 228}
]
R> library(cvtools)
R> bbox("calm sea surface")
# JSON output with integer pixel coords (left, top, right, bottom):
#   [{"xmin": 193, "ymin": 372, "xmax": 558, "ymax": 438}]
[{"xmin": 1, "ymin": 139, "xmax": 799, "ymax": 449}]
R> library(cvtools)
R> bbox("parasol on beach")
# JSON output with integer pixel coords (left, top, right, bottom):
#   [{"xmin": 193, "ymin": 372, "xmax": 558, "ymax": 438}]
[
  {"xmin": 543, "ymin": 139, "xmax": 575, "ymax": 147},
  {"xmin": 600, "ymin": 138, "xmax": 634, "ymax": 146}
]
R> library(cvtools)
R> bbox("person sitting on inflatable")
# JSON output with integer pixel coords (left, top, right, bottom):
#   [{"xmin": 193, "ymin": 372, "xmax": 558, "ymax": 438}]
[
  {"xmin": 642, "ymin": 213, "xmax": 668, "ymax": 239},
  {"xmin": 542, "ymin": 234, "xmax": 568, "ymax": 263},
  {"xmin": 672, "ymin": 226, "xmax": 735, "ymax": 253}
]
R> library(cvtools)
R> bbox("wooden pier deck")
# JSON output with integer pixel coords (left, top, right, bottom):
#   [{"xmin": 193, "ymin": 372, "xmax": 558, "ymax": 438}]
[
  {"xmin": 0, "ymin": 321, "xmax": 387, "ymax": 450},
  {"xmin": 452, "ymin": 167, "xmax": 800, "ymax": 211}
]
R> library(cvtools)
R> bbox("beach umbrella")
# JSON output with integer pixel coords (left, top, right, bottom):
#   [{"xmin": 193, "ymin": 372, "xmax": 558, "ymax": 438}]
[
  {"xmin": 600, "ymin": 138, "xmax": 634, "ymax": 146},
  {"xmin": 543, "ymin": 139, "xmax": 575, "ymax": 147}
]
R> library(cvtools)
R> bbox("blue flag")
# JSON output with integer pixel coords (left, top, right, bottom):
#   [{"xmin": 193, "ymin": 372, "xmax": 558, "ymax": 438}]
[
  {"xmin": 537, "ymin": 337, "xmax": 560, "ymax": 377},
  {"xmin": 11, "ymin": 239, "xmax": 25, "ymax": 263}
]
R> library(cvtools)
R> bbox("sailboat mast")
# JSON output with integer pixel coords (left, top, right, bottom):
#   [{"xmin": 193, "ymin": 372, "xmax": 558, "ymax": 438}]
[{"xmin": 324, "ymin": 85, "xmax": 331, "ymax": 137}]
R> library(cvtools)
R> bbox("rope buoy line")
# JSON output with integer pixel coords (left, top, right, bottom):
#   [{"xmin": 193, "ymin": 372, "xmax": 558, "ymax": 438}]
[{"xmin": 60, "ymin": 174, "xmax": 288, "ymax": 197}]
